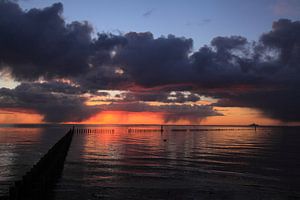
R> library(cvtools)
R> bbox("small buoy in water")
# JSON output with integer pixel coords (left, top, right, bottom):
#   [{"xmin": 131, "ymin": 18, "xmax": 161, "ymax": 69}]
[{"xmin": 163, "ymin": 139, "xmax": 167, "ymax": 142}]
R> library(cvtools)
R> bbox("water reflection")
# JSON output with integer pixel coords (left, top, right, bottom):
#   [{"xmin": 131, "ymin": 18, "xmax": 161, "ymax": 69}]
[
  {"xmin": 0, "ymin": 125, "xmax": 69, "ymax": 196},
  {"xmin": 55, "ymin": 126, "xmax": 300, "ymax": 200}
]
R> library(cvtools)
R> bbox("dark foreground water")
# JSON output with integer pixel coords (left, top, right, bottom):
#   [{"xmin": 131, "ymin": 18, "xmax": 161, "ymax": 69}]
[{"xmin": 0, "ymin": 125, "xmax": 300, "ymax": 200}]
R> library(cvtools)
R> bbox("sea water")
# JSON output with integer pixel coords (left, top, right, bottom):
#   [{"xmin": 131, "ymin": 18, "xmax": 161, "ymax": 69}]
[{"xmin": 0, "ymin": 125, "xmax": 299, "ymax": 199}]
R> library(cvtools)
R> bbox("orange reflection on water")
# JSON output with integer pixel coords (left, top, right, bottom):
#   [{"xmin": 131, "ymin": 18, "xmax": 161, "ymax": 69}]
[
  {"xmin": 81, "ymin": 126, "xmax": 164, "ymax": 168},
  {"xmin": 77, "ymin": 125, "xmax": 274, "ymax": 183}
]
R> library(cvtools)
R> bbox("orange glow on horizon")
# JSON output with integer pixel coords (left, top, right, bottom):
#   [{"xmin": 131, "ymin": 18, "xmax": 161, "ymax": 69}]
[
  {"xmin": 81, "ymin": 111, "xmax": 165, "ymax": 124},
  {"xmin": 78, "ymin": 108, "xmax": 283, "ymax": 125},
  {"xmin": 201, "ymin": 107, "xmax": 281, "ymax": 126},
  {"xmin": 0, "ymin": 107, "xmax": 296, "ymax": 126},
  {"xmin": 0, "ymin": 109, "xmax": 43, "ymax": 124}
]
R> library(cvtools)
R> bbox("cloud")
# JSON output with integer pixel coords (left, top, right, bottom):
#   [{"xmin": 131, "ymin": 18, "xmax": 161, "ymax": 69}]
[
  {"xmin": 100, "ymin": 102, "xmax": 221, "ymax": 123},
  {"xmin": 121, "ymin": 91, "xmax": 201, "ymax": 103},
  {"xmin": 0, "ymin": 82, "xmax": 100, "ymax": 122},
  {"xmin": 1, "ymin": 0, "xmax": 300, "ymax": 123},
  {"xmin": 0, "ymin": 82, "xmax": 219, "ymax": 123},
  {"xmin": 142, "ymin": 8, "xmax": 155, "ymax": 17},
  {"xmin": 110, "ymin": 19, "xmax": 300, "ymax": 122},
  {"xmin": 215, "ymin": 89, "xmax": 300, "ymax": 122},
  {"xmin": 113, "ymin": 32, "xmax": 193, "ymax": 87},
  {"xmin": 0, "ymin": 1, "xmax": 126, "ymax": 81},
  {"xmin": 260, "ymin": 19, "xmax": 300, "ymax": 69}
]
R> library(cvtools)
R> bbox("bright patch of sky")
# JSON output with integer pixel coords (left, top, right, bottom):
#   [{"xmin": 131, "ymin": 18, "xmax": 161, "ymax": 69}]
[{"xmin": 0, "ymin": 71, "xmax": 19, "ymax": 89}]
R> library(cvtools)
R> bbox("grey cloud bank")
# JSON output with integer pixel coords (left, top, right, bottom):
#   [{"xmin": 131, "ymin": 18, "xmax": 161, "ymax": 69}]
[{"xmin": 1, "ymin": 1, "xmax": 300, "ymax": 123}]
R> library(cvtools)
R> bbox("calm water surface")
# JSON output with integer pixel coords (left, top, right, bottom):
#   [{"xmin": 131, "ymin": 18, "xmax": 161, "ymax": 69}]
[{"xmin": 0, "ymin": 125, "xmax": 300, "ymax": 199}]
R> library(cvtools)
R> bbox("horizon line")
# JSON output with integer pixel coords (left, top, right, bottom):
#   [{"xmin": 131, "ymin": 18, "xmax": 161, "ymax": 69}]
[{"xmin": 0, "ymin": 123, "xmax": 299, "ymax": 127}]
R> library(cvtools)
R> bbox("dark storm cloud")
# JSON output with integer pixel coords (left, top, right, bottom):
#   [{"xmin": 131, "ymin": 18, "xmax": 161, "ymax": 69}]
[
  {"xmin": 212, "ymin": 19, "xmax": 300, "ymax": 122},
  {"xmin": 113, "ymin": 33, "xmax": 260, "ymax": 89},
  {"xmin": 163, "ymin": 105, "xmax": 220, "ymax": 123},
  {"xmin": 100, "ymin": 102, "xmax": 221, "ymax": 123},
  {"xmin": 260, "ymin": 19, "xmax": 300, "ymax": 69},
  {"xmin": 0, "ymin": 82, "xmax": 217, "ymax": 123},
  {"xmin": 0, "ymin": 82, "xmax": 100, "ymax": 122},
  {"xmin": 1, "ymin": 0, "xmax": 300, "ymax": 123},
  {"xmin": 0, "ymin": 1, "xmax": 90, "ymax": 79},
  {"xmin": 211, "ymin": 36, "xmax": 247, "ymax": 51},
  {"xmin": 18, "ymin": 81, "xmax": 83, "ymax": 94},
  {"xmin": 121, "ymin": 91, "xmax": 201, "ymax": 103},
  {"xmin": 172, "ymin": 21, "xmax": 300, "ymax": 122},
  {"xmin": 0, "ymin": 1, "xmax": 125, "ymax": 81},
  {"xmin": 91, "ymin": 17, "xmax": 300, "ymax": 123},
  {"xmin": 113, "ymin": 32, "xmax": 193, "ymax": 87},
  {"xmin": 215, "ymin": 89, "xmax": 300, "ymax": 122},
  {"xmin": 210, "ymin": 20, "xmax": 300, "ymax": 121}
]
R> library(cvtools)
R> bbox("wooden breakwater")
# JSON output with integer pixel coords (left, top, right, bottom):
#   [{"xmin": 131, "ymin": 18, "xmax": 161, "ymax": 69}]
[
  {"xmin": 128, "ymin": 125, "xmax": 164, "ymax": 133},
  {"xmin": 75, "ymin": 128, "xmax": 114, "ymax": 134},
  {"xmin": 128, "ymin": 128, "xmax": 162, "ymax": 133},
  {"xmin": 6, "ymin": 128, "xmax": 74, "ymax": 200}
]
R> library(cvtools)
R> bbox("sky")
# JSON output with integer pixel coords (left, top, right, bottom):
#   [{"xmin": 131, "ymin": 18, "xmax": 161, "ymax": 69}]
[
  {"xmin": 0, "ymin": 0, "xmax": 300, "ymax": 125},
  {"xmin": 18, "ymin": 0, "xmax": 300, "ymax": 48}
]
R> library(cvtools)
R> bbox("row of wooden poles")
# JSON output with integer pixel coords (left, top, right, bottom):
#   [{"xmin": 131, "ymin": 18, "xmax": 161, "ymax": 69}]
[
  {"xmin": 75, "ymin": 126, "xmax": 165, "ymax": 134},
  {"xmin": 7, "ymin": 128, "xmax": 75, "ymax": 200},
  {"xmin": 73, "ymin": 127, "xmax": 244, "ymax": 134},
  {"xmin": 75, "ymin": 128, "xmax": 163, "ymax": 134},
  {"xmin": 75, "ymin": 128, "xmax": 114, "ymax": 134},
  {"xmin": 128, "ymin": 128, "xmax": 163, "ymax": 133}
]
